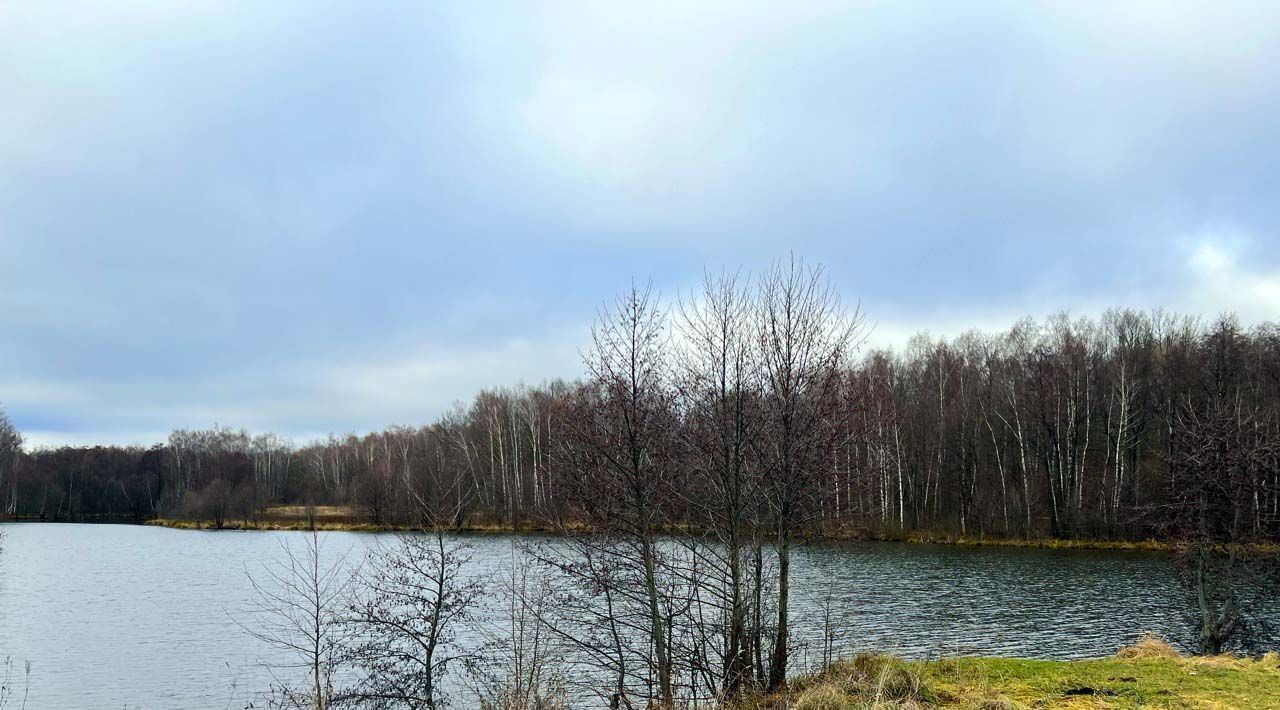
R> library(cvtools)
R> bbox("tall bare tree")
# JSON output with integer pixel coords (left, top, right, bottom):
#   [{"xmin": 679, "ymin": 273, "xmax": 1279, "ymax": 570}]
[
  {"xmin": 558, "ymin": 281, "xmax": 680, "ymax": 707},
  {"xmin": 754, "ymin": 256, "xmax": 862, "ymax": 690},
  {"xmin": 673, "ymin": 270, "xmax": 762, "ymax": 696}
]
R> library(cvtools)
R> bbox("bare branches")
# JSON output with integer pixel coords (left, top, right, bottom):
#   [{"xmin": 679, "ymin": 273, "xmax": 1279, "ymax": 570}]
[
  {"xmin": 672, "ymin": 269, "xmax": 763, "ymax": 697},
  {"xmin": 11, "ymin": 257, "xmax": 1280, "ymax": 677},
  {"xmin": 470, "ymin": 543, "xmax": 567, "ymax": 710},
  {"xmin": 558, "ymin": 280, "xmax": 680, "ymax": 707},
  {"xmin": 341, "ymin": 531, "xmax": 482, "ymax": 709},
  {"xmin": 755, "ymin": 255, "xmax": 865, "ymax": 690},
  {"xmin": 239, "ymin": 531, "xmax": 354, "ymax": 710},
  {"xmin": 1164, "ymin": 392, "xmax": 1280, "ymax": 653}
]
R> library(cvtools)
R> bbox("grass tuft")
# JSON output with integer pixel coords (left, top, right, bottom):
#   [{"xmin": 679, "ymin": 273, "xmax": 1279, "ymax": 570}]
[{"xmin": 1114, "ymin": 632, "xmax": 1182, "ymax": 660}]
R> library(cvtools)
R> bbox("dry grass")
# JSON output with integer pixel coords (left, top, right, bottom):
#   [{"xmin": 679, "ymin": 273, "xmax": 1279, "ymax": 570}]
[
  {"xmin": 145, "ymin": 509, "xmax": 567, "ymax": 533},
  {"xmin": 261, "ymin": 505, "xmax": 354, "ymax": 518},
  {"xmin": 146, "ymin": 517, "xmax": 387, "ymax": 532},
  {"xmin": 886, "ymin": 533, "xmax": 1166, "ymax": 552},
  {"xmin": 145, "ymin": 513, "xmax": 1168, "ymax": 551},
  {"xmin": 1114, "ymin": 633, "xmax": 1181, "ymax": 660},
  {"xmin": 743, "ymin": 654, "xmax": 936, "ymax": 709},
  {"xmin": 742, "ymin": 636, "xmax": 1280, "ymax": 709}
]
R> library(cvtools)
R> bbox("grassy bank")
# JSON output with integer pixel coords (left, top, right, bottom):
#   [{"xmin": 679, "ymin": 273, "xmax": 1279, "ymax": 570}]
[
  {"xmin": 879, "ymin": 533, "xmax": 1166, "ymax": 552},
  {"xmin": 747, "ymin": 636, "xmax": 1280, "ymax": 709},
  {"xmin": 145, "ymin": 518, "xmax": 563, "ymax": 534},
  {"xmin": 144, "ymin": 506, "xmax": 564, "ymax": 534},
  {"xmin": 141, "ymin": 509, "xmax": 1166, "ymax": 550}
]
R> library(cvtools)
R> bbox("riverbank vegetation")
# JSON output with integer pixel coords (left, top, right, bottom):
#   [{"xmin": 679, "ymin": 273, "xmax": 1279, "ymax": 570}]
[
  {"xmin": 145, "ymin": 508, "xmax": 1177, "ymax": 553},
  {"xmin": 745, "ymin": 635, "xmax": 1280, "ymax": 709},
  {"xmin": 2, "ymin": 257, "xmax": 1279, "ymax": 705}
]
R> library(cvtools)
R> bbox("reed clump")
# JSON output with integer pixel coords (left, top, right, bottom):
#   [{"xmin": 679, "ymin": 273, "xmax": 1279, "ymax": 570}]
[
  {"xmin": 749, "ymin": 653, "xmax": 934, "ymax": 709},
  {"xmin": 1113, "ymin": 632, "xmax": 1180, "ymax": 660}
]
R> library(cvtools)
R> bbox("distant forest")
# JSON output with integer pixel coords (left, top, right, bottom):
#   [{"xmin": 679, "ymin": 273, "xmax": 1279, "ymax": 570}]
[{"xmin": 1, "ymin": 265, "xmax": 1278, "ymax": 543}]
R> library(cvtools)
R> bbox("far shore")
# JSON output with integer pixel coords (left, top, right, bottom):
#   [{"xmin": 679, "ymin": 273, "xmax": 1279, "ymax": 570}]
[
  {"xmin": 4, "ymin": 508, "xmax": 1168, "ymax": 551},
  {"xmin": 151, "ymin": 519, "xmax": 1170, "ymax": 551}
]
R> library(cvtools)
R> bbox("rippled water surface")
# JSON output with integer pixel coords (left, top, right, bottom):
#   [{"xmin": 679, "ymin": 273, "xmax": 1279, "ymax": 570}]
[{"xmin": 0, "ymin": 523, "xmax": 1191, "ymax": 709}]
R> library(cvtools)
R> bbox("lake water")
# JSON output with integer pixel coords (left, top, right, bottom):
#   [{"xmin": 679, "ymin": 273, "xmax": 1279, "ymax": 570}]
[{"xmin": 0, "ymin": 523, "xmax": 1192, "ymax": 709}]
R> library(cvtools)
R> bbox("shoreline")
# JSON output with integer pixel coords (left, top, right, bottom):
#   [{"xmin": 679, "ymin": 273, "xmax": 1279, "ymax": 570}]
[
  {"xmin": 144, "ymin": 517, "xmax": 1169, "ymax": 550},
  {"xmin": 0, "ymin": 514, "xmax": 1168, "ymax": 551}
]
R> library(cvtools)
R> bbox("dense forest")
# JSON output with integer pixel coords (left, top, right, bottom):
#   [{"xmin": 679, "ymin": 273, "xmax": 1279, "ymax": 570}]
[{"xmin": 2, "ymin": 266, "xmax": 1278, "ymax": 544}]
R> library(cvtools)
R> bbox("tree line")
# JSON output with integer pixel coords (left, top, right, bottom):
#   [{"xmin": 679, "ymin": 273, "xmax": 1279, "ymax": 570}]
[{"xmin": 3, "ymin": 265, "xmax": 1277, "ymax": 544}]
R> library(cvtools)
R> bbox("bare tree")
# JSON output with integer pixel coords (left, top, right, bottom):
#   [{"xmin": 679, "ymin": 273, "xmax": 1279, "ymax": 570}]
[
  {"xmin": 0, "ymin": 407, "xmax": 22, "ymax": 518},
  {"xmin": 342, "ymin": 530, "xmax": 482, "ymax": 709},
  {"xmin": 557, "ymin": 281, "xmax": 681, "ymax": 707},
  {"xmin": 471, "ymin": 543, "xmax": 567, "ymax": 710},
  {"xmin": 1164, "ymin": 319, "xmax": 1280, "ymax": 654},
  {"xmin": 755, "ymin": 256, "xmax": 863, "ymax": 690},
  {"xmin": 673, "ymin": 270, "xmax": 762, "ymax": 697},
  {"xmin": 241, "ymin": 530, "xmax": 353, "ymax": 710}
]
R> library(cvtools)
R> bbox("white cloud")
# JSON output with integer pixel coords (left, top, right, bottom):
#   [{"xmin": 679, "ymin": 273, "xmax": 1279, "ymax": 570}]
[
  {"xmin": 863, "ymin": 229, "xmax": 1280, "ymax": 355},
  {"xmin": 1181, "ymin": 234, "xmax": 1280, "ymax": 323}
]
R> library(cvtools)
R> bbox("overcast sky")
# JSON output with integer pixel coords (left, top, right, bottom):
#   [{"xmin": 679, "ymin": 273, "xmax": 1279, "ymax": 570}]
[{"xmin": 3, "ymin": 1, "xmax": 1279, "ymax": 447}]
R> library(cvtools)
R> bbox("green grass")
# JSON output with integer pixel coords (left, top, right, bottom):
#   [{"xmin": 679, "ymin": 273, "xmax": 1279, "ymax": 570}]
[
  {"xmin": 747, "ymin": 637, "xmax": 1280, "ymax": 709},
  {"xmin": 931, "ymin": 654, "xmax": 1280, "ymax": 709}
]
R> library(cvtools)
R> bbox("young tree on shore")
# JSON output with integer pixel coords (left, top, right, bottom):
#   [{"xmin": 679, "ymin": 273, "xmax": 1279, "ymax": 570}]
[
  {"xmin": 754, "ymin": 257, "xmax": 863, "ymax": 690},
  {"xmin": 556, "ymin": 281, "xmax": 681, "ymax": 707},
  {"xmin": 340, "ymin": 467, "xmax": 483, "ymax": 709},
  {"xmin": 470, "ymin": 543, "xmax": 567, "ymax": 709},
  {"xmin": 241, "ymin": 530, "xmax": 353, "ymax": 710},
  {"xmin": 673, "ymin": 270, "xmax": 763, "ymax": 697},
  {"xmin": 342, "ymin": 530, "xmax": 482, "ymax": 709}
]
